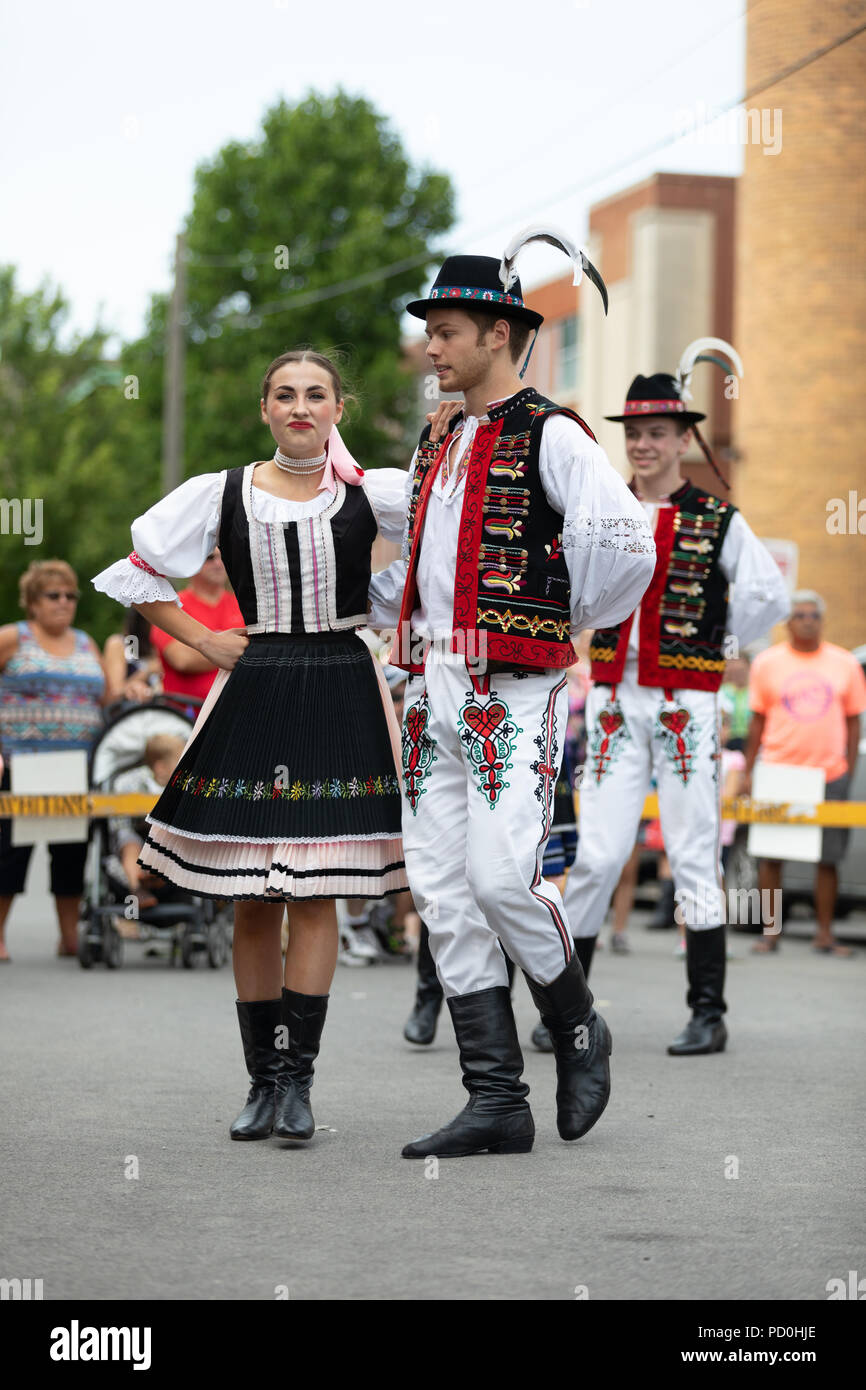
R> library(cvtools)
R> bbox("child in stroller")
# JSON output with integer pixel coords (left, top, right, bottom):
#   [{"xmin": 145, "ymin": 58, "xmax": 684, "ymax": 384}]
[
  {"xmin": 79, "ymin": 698, "xmax": 232, "ymax": 969},
  {"xmin": 109, "ymin": 732, "xmax": 186, "ymax": 919}
]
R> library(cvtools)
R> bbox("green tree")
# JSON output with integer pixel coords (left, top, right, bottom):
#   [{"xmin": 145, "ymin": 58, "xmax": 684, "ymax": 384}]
[
  {"xmin": 0, "ymin": 267, "xmax": 159, "ymax": 644},
  {"xmin": 129, "ymin": 89, "xmax": 454, "ymax": 479}
]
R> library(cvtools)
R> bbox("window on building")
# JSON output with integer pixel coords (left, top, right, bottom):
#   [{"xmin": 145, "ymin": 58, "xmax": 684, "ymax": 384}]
[{"xmin": 557, "ymin": 316, "xmax": 579, "ymax": 395}]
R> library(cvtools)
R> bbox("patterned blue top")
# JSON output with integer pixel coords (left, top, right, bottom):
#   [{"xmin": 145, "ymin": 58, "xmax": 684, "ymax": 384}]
[{"xmin": 0, "ymin": 622, "xmax": 105, "ymax": 754}]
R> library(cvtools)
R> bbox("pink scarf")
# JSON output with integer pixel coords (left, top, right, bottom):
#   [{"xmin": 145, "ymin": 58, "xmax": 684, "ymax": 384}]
[{"xmin": 318, "ymin": 426, "xmax": 364, "ymax": 492}]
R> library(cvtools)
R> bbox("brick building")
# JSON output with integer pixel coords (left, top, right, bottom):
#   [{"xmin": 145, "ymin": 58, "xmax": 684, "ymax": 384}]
[
  {"xmin": 734, "ymin": 0, "xmax": 866, "ymax": 649},
  {"xmin": 522, "ymin": 173, "xmax": 736, "ymax": 503},
  {"xmin": 400, "ymin": 2, "xmax": 865, "ymax": 650}
]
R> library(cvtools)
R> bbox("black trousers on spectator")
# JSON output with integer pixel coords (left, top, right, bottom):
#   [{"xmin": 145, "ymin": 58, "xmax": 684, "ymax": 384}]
[{"xmin": 0, "ymin": 765, "xmax": 88, "ymax": 896}]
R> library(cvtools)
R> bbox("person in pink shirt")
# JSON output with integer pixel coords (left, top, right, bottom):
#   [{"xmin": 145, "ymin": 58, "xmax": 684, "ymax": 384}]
[{"xmin": 745, "ymin": 590, "xmax": 866, "ymax": 956}]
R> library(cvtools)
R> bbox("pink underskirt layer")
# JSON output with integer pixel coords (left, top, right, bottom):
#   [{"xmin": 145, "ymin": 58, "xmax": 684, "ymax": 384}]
[{"xmin": 140, "ymin": 820, "xmax": 408, "ymax": 901}]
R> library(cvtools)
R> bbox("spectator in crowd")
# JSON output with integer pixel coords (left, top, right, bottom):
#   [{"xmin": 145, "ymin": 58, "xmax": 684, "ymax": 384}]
[
  {"xmin": 150, "ymin": 549, "xmax": 243, "ymax": 703},
  {"xmin": 745, "ymin": 590, "xmax": 866, "ymax": 956},
  {"xmin": 0, "ymin": 560, "xmax": 108, "ymax": 960},
  {"xmin": 718, "ymin": 696, "xmax": 746, "ymax": 875},
  {"xmin": 608, "ymin": 842, "xmax": 641, "ymax": 954},
  {"xmin": 720, "ymin": 655, "xmax": 751, "ymax": 751},
  {"xmin": 103, "ymin": 609, "xmax": 162, "ymax": 705},
  {"xmin": 108, "ymin": 733, "xmax": 186, "ymax": 921}
]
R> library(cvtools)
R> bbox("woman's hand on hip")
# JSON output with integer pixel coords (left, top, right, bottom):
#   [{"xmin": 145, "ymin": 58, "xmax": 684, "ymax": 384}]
[{"xmin": 199, "ymin": 627, "xmax": 249, "ymax": 671}]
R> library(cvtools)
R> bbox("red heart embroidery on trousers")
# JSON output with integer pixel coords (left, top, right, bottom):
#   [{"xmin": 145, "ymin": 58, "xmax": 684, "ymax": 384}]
[
  {"xmin": 599, "ymin": 711, "xmax": 623, "ymax": 736},
  {"xmin": 406, "ymin": 707, "xmax": 428, "ymax": 741},
  {"xmin": 463, "ymin": 703, "xmax": 507, "ymax": 737},
  {"xmin": 659, "ymin": 708, "xmax": 690, "ymax": 736}
]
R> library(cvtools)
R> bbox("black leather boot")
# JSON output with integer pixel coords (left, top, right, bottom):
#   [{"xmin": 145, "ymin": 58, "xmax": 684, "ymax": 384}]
[
  {"xmin": 647, "ymin": 878, "xmax": 677, "ymax": 929},
  {"xmin": 525, "ymin": 954, "xmax": 612, "ymax": 1141},
  {"xmin": 532, "ymin": 937, "xmax": 596, "ymax": 1052},
  {"xmin": 402, "ymin": 986, "xmax": 534, "ymax": 1158},
  {"xmin": 531, "ymin": 1020, "xmax": 555, "ymax": 1052},
  {"xmin": 273, "ymin": 988, "xmax": 329, "ymax": 1140},
  {"xmin": 573, "ymin": 935, "xmax": 597, "ymax": 981},
  {"xmin": 668, "ymin": 926, "xmax": 727, "ymax": 1055},
  {"xmin": 404, "ymin": 922, "xmax": 443, "ymax": 1045},
  {"xmin": 230, "ymin": 998, "xmax": 283, "ymax": 1140}
]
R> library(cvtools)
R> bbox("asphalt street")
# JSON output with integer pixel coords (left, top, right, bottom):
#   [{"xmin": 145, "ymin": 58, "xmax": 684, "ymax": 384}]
[{"xmin": 2, "ymin": 848, "xmax": 864, "ymax": 1304}]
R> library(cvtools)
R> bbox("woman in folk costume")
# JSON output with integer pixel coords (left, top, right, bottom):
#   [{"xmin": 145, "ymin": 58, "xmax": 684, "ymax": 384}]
[
  {"xmin": 93, "ymin": 350, "xmax": 408, "ymax": 1143},
  {"xmin": 563, "ymin": 340, "xmax": 790, "ymax": 1055},
  {"xmin": 369, "ymin": 228, "xmax": 656, "ymax": 1158}
]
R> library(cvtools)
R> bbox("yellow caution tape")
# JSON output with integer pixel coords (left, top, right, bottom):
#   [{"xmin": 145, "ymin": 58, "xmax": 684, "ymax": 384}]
[
  {"xmin": 0, "ymin": 793, "xmax": 156, "ymax": 817},
  {"xmin": 573, "ymin": 793, "xmax": 866, "ymax": 828},
  {"xmin": 0, "ymin": 790, "xmax": 864, "ymax": 827}
]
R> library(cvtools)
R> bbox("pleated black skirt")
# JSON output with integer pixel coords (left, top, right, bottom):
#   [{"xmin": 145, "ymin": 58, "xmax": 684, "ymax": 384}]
[{"xmin": 139, "ymin": 632, "xmax": 407, "ymax": 900}]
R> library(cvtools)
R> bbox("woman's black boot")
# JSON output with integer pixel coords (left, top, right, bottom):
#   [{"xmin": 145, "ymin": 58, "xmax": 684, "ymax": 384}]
[
  {"xmin": 667, "ymin": 927, "xmax": 728, "ymax": 1055},
  {"xmin": 402, "ymin": 986, "xmax": 534, "ymax": 1158},
  {"xmin": 404, "ymin": 922, "xmax": 444, "ymax": 1045},
  {"xmin": 230, "ymin": 998, "xmax": 283, "ymax": 1140},
  {"xmin": 273, "ymin": 988, "xmax": 329, "ymax": 1141},
  {"xmin": 524, "ymin": 954, "xmax": 612, "ymax": 1141}
]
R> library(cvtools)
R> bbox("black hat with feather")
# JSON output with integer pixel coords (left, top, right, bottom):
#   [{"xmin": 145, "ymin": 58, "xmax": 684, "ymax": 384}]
[
  {"xmin": 607, "ymin": 338, "xmax": 744, "ymax": 491},
  {"xmin": 407, "ymin": 225, "xmax": 609, "ymax": 375}
]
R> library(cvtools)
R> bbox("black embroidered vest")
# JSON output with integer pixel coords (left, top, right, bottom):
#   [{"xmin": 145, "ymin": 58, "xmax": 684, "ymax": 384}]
[
  {"xmin": 392, "ymin": 388, "xmax": 596, "ymax": 673},
  {"xmin": 589, "ymin": 481, "xmax": 736, "ymax": 692},
  {"xmin": 218, "ymin": 465, "xmax": 377, "ymax": 633}
]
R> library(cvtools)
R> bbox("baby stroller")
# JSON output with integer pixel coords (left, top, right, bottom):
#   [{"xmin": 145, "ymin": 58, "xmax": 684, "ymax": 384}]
[{"xmin": 78, "ymin": 696, "xmax": 233, "ymax": 970}]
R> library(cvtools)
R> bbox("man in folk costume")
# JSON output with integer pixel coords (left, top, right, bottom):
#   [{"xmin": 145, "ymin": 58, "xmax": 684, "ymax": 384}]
[
  {"xmin": 368, "ymin": 228, "xmax": 656, "ymax": 1157},
  {"xmin": 563, "ymin": 342, "xmax": 790, "ymax": 1055}
]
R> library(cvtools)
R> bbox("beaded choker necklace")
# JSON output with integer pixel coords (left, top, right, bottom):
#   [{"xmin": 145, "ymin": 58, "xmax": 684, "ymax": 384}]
[{"xmin": 274, "ymin": 447, "xmax": 326, "ymax": 474}]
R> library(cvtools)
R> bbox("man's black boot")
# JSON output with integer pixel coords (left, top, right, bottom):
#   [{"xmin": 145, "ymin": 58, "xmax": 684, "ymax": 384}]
[
  {"xmin": 532, "ymin": 937, "xmax": 597, "ymax": 1051},
  {"xmin": 573, "ymin": 934, "xmax": 598, "ymax": 981},
  {"xmin": 273, "ymin": 988, "xmax": 329, "ymax": 1140},
  {"xmin": 229, "ymin": 998, "xmax": 283, "ymax": 1140},
  {"xmin": 524, "ymin": 953, "xmax": 612, "ymax": 1141},
  {"xmin": 402, "ymin": 986, "xmax": 534, "ymax": 1158},
  {"xmin": 404, "ymin": 922, "xmax": 444, "ymax": 1045},
  {"xmin": 668, "ymin": 926, "xmax": 728, "ymax": 1055}
]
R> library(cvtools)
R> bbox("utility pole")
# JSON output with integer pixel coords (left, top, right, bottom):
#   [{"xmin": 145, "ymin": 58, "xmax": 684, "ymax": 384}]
[{"xmin": 162, "ymin": 233, "xmax": 186, "ymax": 495}]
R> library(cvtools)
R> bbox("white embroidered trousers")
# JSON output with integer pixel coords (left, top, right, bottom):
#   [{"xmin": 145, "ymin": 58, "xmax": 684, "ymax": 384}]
[
  {"xmin": 400, "ymin": 659, "xmax": 573, "ymax": 997},
  {"xmin": 564, "ymin": 667, "xmax": 724, "ymax": 937}
]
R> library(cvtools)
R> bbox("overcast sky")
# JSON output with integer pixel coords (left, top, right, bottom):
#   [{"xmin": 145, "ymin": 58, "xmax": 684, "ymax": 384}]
[{"xmin": 1, "ymin": 0, "xmax": 746, "ymax": 347}]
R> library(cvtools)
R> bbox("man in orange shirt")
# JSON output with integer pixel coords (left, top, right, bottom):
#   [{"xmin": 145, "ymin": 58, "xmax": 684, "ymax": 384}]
[
  {"xmin": 745, "ymin": 590, "xmax": 866, "ymax": 955},
  {"xmin": 150, "ymin": 550, "xmax": 244, "ymax": 702}
]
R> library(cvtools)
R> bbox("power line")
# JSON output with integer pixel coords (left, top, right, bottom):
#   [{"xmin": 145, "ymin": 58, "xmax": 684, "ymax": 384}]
[
  {"xmin": 188, "ymin": 14, "xmax": 866, "ymax": 332},
  {"xmin": 183, "ymin": 6, "xmax": 755, "ymax": 274},
  {"xmin": 458, "ymin": 15, "xmax": 866, "ymax": 249},
  {"xmin": 451, "ymin": 1, "xmax": 755, "ymax": 218},
  {"xmin": 219, "ymin": 252, "xmax": 432, "ymax": 327}
]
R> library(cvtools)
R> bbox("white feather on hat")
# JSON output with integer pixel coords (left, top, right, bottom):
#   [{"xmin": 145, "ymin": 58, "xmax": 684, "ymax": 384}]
[
  {"xmin": 675, "ymin": 338, "xmax": 744, "ymax": 402},
  {"xmin": 499, "ymin": 224, "xmax": 609, "ymax": 314}
]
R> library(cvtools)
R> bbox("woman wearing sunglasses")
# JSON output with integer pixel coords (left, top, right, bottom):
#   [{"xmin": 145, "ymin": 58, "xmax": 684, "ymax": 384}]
[{"xmin": 0, "ymin": 560, "xmax": 109, "ymax": 961}]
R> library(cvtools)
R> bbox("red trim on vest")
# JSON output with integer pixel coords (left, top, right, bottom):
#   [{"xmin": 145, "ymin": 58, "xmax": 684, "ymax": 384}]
[
  {"xmin": 483, "ymin": 633, "xmax": 577, "ymax": 668},
  {"xmin": 451, "ymin": 418, "xmax": 504, "ymax": 650},
  {"xmin": 391, "ymin": 434, "xmax": 452, "ymax": 671},
  {"xmin": 392, "ymin": 398, "xmax": 593, "ymax": 675},
  {"xmin": 590, "ymin": 611, "xmax": 635, "ymax": 685},
  {"xmin": 637, "ymin": 506, "xmax": 676, "ymax": 685}
]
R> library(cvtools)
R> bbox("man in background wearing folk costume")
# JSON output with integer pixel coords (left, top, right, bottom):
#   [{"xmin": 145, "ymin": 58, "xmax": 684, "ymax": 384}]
[
  {"xmin": 368, "ymin": 229, "xmax": 656, "ymax": 1158},
  {"xmin": 564, "ymin": 343, "xmax": 790, "ymax": 1055}
]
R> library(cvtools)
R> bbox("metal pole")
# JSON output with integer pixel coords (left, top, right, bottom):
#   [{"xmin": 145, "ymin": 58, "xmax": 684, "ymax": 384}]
[{"xmin": 161, "ymin": 233, "xmax": 186, "ymax": 495}]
